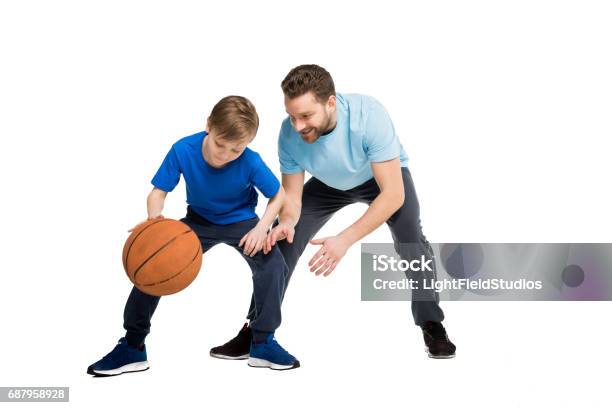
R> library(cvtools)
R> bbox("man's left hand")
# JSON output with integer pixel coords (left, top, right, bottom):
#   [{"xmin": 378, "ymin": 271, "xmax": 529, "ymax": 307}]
[{"xmin": 308, "ymin": 235, "xmax": 351, "ymax": 277}]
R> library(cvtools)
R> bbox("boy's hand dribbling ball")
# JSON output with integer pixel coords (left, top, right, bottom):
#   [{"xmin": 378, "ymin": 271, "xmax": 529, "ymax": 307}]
[{"xmin": 122, "ymin": 218, "xmax": 203, "ymax": 296}]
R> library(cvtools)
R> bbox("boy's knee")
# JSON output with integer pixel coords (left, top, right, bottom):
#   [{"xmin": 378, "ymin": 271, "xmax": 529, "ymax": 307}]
[{"xmin": 256, "ymin": 248, "xmax": 287, "ymax": 274}]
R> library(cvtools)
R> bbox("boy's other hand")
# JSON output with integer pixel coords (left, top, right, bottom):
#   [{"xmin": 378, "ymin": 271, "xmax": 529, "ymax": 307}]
[
  {"xmin": 263, "ymin": 223, "xmax": 295, "ymax": 255},
  {"xmin": 239, "ymin": 225, "xmax": 268, "ymax": 257},
  {"xmin": 128, "ymin": 215, "xmax": 164, "ymax": 233}
]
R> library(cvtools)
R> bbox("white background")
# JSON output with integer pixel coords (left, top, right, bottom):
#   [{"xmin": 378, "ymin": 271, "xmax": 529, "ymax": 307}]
[{"xmin": 1, "ymin": 1, "xmax": 611, "ymax": 407}]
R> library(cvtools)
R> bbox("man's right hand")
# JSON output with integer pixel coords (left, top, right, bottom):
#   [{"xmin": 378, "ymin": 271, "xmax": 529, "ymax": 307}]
[
  {"xmin": 128, "ymin": 215, "xmax": 164, "ymax": 233},
  {"xmin": 263, "ymin": 223, "xmax": 295, "ymax": 254}
]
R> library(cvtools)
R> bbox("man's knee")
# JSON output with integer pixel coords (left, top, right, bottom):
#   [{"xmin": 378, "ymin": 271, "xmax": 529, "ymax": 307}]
[
  {"xmin": 390, "ymin": 219, "xmax": 423, "ymax": 244},
  {"xmin": 277, "ymin": 238, "xmax": 304, "ymax": 270}
]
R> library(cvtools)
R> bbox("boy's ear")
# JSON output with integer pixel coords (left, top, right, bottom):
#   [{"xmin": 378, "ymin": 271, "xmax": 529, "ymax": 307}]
[{"xmin": 205, "ymin": 117, "xmax": 210, "ymax": 133}]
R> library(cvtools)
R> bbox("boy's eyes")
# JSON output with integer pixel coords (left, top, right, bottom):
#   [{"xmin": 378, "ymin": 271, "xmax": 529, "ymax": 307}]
[{"xmin": 214, "ymin": 141, "xmax": 240, "ymax": 153}]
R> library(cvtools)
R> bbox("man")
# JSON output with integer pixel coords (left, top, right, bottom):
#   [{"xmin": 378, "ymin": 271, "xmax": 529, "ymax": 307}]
[{"xmin": 210, "ymin": 65, "xmax": 456, "ymax": 361}]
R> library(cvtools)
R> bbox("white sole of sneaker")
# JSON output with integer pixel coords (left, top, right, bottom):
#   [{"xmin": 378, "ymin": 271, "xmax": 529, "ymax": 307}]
[
  {"xmin": 425, "ymin": 347, "xmax": 456, "ymax": 359},
  {"xmin": 91, "ymin": 361, "xmax": 150, "ymax": 376},
  {"xmin": 209, "ymin": 352, "xmax": 249, "ymax": 360},
  {"xmin": 247, "ymin": 357, "xmax": 299, "ymax": 370}
]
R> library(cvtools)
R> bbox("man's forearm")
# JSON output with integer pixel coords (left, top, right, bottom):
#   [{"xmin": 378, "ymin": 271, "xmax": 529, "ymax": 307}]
[
  {"xmin": 278, "ymin": 198, "xmax": 301, "ymax": 228},
  {"xmin": 338, "ymin": 190, "xmax": 403, "ymax": 246},
  {"xmin": 257, "ymin": 187, "xmax": 286, "ymax": 230}
]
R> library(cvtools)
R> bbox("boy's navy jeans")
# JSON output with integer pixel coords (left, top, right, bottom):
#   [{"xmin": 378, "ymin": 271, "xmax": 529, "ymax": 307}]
[
  {"xmin": 246, "ymin": 166, "xmax": 445, "ymax": 326},
  {"xmin": 123, "ymin": 207, "xmax": 287, "ymax": 347}
]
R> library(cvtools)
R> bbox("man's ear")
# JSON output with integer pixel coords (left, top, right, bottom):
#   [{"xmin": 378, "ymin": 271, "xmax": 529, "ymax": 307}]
[{"xmin": 327, "ymin": 95, "xmax": 336, "ymax": 111}]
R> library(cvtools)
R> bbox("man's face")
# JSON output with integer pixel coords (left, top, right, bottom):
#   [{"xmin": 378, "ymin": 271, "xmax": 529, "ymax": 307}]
[
  {"xmin": 203, "ymin": 127, "xmax": 252, "ymax": 168},
  {"xmin": 284, "ymin": 91, "xmax": 336, "ymax": 143}
]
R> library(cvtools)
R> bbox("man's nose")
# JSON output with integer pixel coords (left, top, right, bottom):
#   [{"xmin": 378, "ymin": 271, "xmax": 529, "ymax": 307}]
[{"xmin": 294, "ymin": 119, "xmax": 306, "ymax": 132}]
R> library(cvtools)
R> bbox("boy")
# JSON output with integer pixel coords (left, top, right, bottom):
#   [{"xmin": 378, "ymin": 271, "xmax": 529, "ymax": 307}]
[{"xmin": 87, "ymin": 96, "xmax": 300, "ymax": 375}]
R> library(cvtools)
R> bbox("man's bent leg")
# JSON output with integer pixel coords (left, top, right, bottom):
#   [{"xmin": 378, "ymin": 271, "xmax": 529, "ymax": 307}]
[
  {"xmin": 386, "ymin": 167, "xmax": 444, "ymax": 325},
  {"xmin": 246, "ymin": 177, "xmax": 353, "ymax": 320}
]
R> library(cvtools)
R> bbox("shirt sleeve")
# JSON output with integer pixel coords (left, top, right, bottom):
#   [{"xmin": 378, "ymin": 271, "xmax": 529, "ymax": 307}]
[
  {"xmin": 278, "ymin": 122, "xmax": 304, "ymax": 174},
  {"xmin": 151, "ymin": 145, "xmax": 181, "ymax": 192},
  {"xmin": 251, "ymin": 153, "xmax": 281, "ymax": 198},
  {"xmin": 363, "ymin": 98, "xmax": 402, "ymax": 163}
]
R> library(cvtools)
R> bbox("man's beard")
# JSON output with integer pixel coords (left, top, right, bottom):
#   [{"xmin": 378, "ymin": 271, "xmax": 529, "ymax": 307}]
[{"xmin": 300, "ymin": 113, "xmax": 336, "ymax": 142}]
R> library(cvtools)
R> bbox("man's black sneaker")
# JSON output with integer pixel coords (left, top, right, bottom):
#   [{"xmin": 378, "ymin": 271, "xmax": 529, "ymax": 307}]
[
  {"xmin": 421, "ymin": 321, "xmax": 456, "ymax": 359},
  {"xmin": 210, "ymin": 323, "xmax": 252, "ymax": 360}
]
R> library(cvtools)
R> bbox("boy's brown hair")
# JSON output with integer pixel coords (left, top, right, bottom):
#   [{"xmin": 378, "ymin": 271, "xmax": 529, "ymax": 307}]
[
  {"xmin": 207, "ymin": 95, "xmax": 259, "ymax": 141},
  {"xmin": 281, "ymin": 64, "xmax": 336, "ymax": 103}
]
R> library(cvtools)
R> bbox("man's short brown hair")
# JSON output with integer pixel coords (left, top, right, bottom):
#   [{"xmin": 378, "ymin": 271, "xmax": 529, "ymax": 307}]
[
  {"xmin": 208, "ymin": 95, "xmax": 259, "ymax": 141},
  {"xmin": 281, "ymin": 64, "xmax": 336, "ymax": 103}
]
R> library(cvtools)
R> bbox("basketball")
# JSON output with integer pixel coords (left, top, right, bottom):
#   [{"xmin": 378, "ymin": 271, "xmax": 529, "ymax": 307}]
[{"xmin": 122, "ymin": 218, "xmax": 202, "ymax": 296}]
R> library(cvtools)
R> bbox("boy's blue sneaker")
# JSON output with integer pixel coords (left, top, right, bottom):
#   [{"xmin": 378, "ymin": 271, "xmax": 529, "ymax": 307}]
[
  {"xmin": 87, "ymin": 338, "xmax": 150, "ymax": 377},
  {"xmin": 248, "ymin": 334, "xmax": 300, "ymax": 370}
]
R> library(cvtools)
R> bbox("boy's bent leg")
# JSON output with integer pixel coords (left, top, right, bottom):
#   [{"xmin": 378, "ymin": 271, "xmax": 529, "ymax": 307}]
[
  {"xmin": 90, "ymin": 275, "xmax": 160, "ymax": 376},
  {"xmin": 233, "ymin": 244, "xmax": 287, "ymax": 336},
  {"xmin": 231, "ymin": 239, "xmax": 300, "ymax": 370},
  {"xmin": 123, "ymin": 286, "xmax": 161, "ymax": 347},
  {"xmin": 122, "ymin": 209, "xmax": 216, "ymax": 348},
  {"xmin": 209, "ymin": 217, "xmax": 295, "ymax": 366}
]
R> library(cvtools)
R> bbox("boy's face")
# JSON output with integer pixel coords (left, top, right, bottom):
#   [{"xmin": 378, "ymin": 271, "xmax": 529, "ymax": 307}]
[
  {"xmin": 203, "ymin": 126, "xmax": 253, "ymax": 168},
  {"xmin": 284, "ymin": 91, "xmax": 336, "ymax": 144}
]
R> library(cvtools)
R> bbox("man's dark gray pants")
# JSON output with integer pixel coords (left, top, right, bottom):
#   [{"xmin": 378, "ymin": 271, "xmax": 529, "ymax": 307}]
[{"xmin": 247, "ymin": 166, "xmax": 445, "ymax": 326}]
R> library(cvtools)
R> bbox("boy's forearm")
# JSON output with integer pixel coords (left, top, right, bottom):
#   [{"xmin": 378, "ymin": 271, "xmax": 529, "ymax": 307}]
[
  {"xmin": 147, "ymin": 188, "xmax": 168, "ymax": 218},
  {"xmin": 257, "ymin": 187, "xmax": 285, "ymax": 230}
]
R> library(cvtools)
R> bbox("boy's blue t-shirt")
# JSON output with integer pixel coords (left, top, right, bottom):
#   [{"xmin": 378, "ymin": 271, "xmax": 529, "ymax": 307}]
[
  {"xmin": 278, "ymin": 93, "xmax": 409, "ymax": 191},
  {"xmin": 151, "ymin": 131, "xmax": 280, "ymax": 225}
]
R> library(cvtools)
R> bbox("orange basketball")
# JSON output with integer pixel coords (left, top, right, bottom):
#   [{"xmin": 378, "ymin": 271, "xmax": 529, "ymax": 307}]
[{"xmin": 122, "ymin": 218, "xmax": 202, "ymax": 296}]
